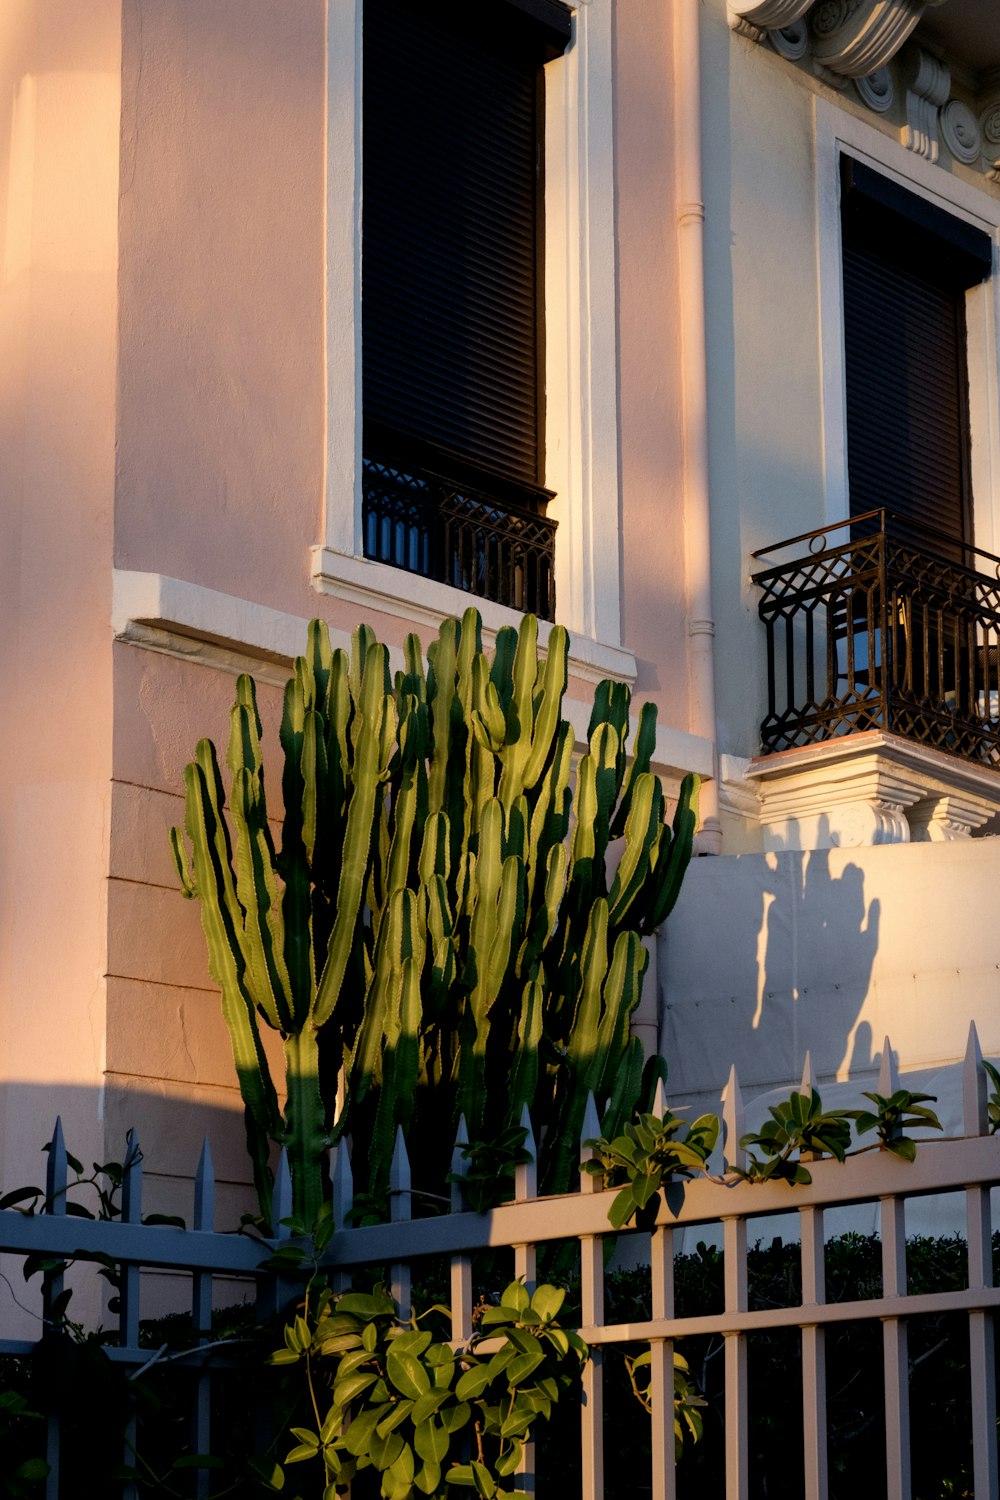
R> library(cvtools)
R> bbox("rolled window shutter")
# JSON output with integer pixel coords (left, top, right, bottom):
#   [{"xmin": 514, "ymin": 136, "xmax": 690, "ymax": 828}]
[
  {"xmin": 840, "ymin": 156, "xmax": 989, "ymax": 552},
  {"xmin": 842, "ymin": 241, "xmax": 971, "ymax": 546},
  {"xmin": 362, "ymin": 0, "xmax": 569, "ymax": 489}
]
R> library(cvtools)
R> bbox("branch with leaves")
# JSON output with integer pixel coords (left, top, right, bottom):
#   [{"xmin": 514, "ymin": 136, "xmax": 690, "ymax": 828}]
[
  {"xmin": 269, "ymin": 1278, "xmax": 588, "ymax": 1499},
  {"xmin": 582, "ymin": 1108, "xmax": 720, "ymax": 1229}
]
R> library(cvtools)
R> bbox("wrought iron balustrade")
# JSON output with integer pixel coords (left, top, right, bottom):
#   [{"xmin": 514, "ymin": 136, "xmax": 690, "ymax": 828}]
[
  {"xmin": 751, "ymin": 509, "xmax": 1000, "ymax": 770},
  {"xmin": 362, "ymin": 443, "xmax": 557, "ymax": 622}
]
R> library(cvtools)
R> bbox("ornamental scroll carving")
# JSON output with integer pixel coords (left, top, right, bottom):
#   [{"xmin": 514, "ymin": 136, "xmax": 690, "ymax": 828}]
[
  {"xmin": 810, "ymin": 0, "xmax": 927, "ymax": 80},
  {"xmin": 729, "ymin": 0, "xmax": 934, "ymax": 75},
  {"xmin": 729, "ymin": 0, "xmax": 1000, "ymax": 180}
]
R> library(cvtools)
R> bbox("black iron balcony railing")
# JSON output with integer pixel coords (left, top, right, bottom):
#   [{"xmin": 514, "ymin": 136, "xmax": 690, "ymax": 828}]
[
  {"xmin": 362, "ymin": 436, "xmax": 557, "ymax": 622},
  {"xmin": 751, "ymin": 509, "xmax": 1000, "ymax": 770}
]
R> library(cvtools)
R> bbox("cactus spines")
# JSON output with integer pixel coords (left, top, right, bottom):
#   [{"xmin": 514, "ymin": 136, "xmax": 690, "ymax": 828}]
[{"xmin": 173, "ymin": 609, "xmax": 699, "ymax": 1219}]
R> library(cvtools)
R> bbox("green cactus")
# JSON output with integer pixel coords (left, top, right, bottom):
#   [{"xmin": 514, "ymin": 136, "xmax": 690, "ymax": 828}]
[{"xmin": 172, "ymin": 609, "xmax": 699, "ymax": 1223}]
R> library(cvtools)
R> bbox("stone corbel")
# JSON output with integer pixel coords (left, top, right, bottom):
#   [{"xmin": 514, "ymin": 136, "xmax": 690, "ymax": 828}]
[
  {"xmin": 908, "ymin": 792, "xmax": 998, "ymax": 841},
  {"xmin": 980, "ymin": 90, "xmax": 1000, "ymax": 179},
  {"xmin": 901, "ymin": 47, "xmax": 950, "ymax": 161},
  {"xmin": 810, "ymin": 0, "xmax": 928, "ymax": 82},
  {"xmin": 940, "ymin": 99, "xmax": 983, "ymax": 165},
  {"xmin": 728, "ymin": 0, "xmax": 816, "ymax": 29},
  {"xmin": 745, "ymin": 731, "xmax": 1000, "ymax": 853}
]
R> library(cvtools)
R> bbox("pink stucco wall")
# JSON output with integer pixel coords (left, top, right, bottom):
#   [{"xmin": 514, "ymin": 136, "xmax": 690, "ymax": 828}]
[
  {"xmin": 115, "ymin": 0, "xmax": 326, "ymax": 614},
  {"xmin": 614, "ymin": 0, "xmax": 692, "ymax": 724},
  {"xmin": 0, "ymin": 0, "xmax": 119, "ymax": 1213},
  {"xmin": 0, "ymin": 0, "xmax": 700, "ymax": 1223}
]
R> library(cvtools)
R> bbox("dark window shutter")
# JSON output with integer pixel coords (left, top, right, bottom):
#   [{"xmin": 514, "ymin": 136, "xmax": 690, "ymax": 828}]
[
  {"xmin": 362, "ymin": 0, "xmax": 568, "ymax": 491},
  {"xmin": 842, "ymin": 241, "xmax": 972, "ymax": 544},
  {"xmin": 840, "ymin": 156, "xmax": 990, "ymax": 552}
]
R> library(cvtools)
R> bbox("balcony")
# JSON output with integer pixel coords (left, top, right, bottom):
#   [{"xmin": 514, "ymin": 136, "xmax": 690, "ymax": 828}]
[
  {"xmin": 362, "ymin": 434, "xmax": 557, "ymax": 622},
  {"xmin": 748, "ymin": 510, "xmax": 1000, "ymax": 848}
]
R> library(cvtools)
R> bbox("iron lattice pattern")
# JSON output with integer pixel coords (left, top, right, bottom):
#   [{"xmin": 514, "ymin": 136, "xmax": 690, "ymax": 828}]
[
  {"xmin": 363, "ymin": 455, "xmax": 557, "ymax": 621},
  {"xmin": 752, "ymin": 511, "xmax": 1000, "ymax": 770}
]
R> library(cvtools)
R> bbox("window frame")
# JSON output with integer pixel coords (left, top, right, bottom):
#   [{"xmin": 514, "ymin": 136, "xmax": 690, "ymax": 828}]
[
  {"xmin": 816, "ymin": 99, "xmax": 1000, "ymax": 556},
  {"xmin": 315, "ymin": 0, "xmax": 635, "ymax": 684}
]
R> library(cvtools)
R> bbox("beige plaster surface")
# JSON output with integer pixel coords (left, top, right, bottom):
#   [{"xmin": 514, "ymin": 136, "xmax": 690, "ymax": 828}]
[{"xmin": 663, "ymin": 836, "xmax": 1000, "ymax": 1110}]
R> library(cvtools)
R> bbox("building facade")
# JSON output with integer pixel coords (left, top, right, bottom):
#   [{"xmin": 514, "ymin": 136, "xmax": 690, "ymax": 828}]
[
  {"xmin": 2, "ymin": 0, "xmax": 1000, "ymax": 1219},
  {"xmin": 0, "ymin": 0, "xmax": 712, "ymax": 1218},
  {"xmin": 666, "ymin": 0, "xmax": 1000, "ymax": 1131}
]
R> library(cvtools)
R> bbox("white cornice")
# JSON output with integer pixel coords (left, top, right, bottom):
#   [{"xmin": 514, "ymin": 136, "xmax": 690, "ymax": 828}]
[{"xmin": 111, "ymin": 569, "xmax": 715, "ymax": 784}]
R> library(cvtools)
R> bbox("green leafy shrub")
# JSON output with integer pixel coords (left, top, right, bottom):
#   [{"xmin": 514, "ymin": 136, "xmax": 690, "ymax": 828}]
[
  {"xmin": 582, "ymin": 1108, "xmax": 720, "ymax": 1228},
  {"xmin": 854, "ymin": 1089, "xmax": 944, "ymax": 1162},
  {"xmin": 738, "ymin": 1087, "xmax": 858, "ymax": 1184},
  {"xmin": 270, "ymin": 1278, "xmax": 588, "ymax": 1499}
]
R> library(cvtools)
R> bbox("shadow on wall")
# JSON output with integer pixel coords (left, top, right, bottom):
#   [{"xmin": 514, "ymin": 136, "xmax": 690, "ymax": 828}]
[
  {"xmin": 0, "ymin": 1081, "xmax": 263, "ymax": 1340},
  {"xmin": 660, "ymin": 832, "xmax": 881, "ymax": 1102},
  {"xmin": 0, "ymin": 1081, "xmax": 258, "ymax": 1227}
]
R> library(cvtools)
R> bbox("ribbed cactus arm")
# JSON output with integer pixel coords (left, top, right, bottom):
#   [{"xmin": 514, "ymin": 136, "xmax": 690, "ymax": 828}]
[
  {"xmin": 426, "ymin": 618, "xmax": 459, "ymax": 818},
  {"xmin": 347, "ymin": 888, "xmax": 424, "ymax": 1109},
  {"xmin": 595, "ymin": 929, "xmax": 648, "ymax": 1101},
  {"xmin": 522, "ymin": 623, "xmax": 568, "ymax": 789},
  {"xmin": 526, "ymin": 720, "xmax": 573, "ymax": 908},
  {"xmin": 385, "ymin": 761, "xmax": 421, "ymax": 896},
  {"xmin": 506, "ymin": 975, "xmax": 544, "ymax": 1128},
  {"xmin": 610, "ymin": 700, "xmax": 658, "ymax": 838},
  {"xmin": 606, "ymin": 772, "xmax": 664, "ymax": 930},
  {"xmin": 466, "ymin": 797, "xmax": 502, "ymax": 1004},
  {"xmin": 644, "ymin": 772, "xmax": 701, "ymax": 932},
  {"xmin": 179, "ymin": 760, "xmax": 281, "ymax": 1175},
  {"xmin": 227, "ymin": 704, "xmax": 295, "ymax": 1036},
  {"xmin": 566, "ymin": 899, "xmax": 610, "ymax": 1089},
  {"xmin": 305, "ymin": 616, "xmax": 335, "ymax": 714},
  {"xmin": 588, "ymin": 722, "xmax": 623, "ymax": 874},
  {"xmin": 190, "ymin": 740, "xmax": 245, "ymax": 947},
  {"xmin": 282, "ymin": 1025, "xmax": 327, "ymax": 1224},
  {"xmin": 313, "ymin": 650, "xmax": 394, "ymax": 1029}
]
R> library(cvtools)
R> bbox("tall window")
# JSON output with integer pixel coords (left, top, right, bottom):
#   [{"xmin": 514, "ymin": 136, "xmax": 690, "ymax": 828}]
[
  {"xmin": 840, "ymin": 155, "xmax": 991, "ymax": 556},
  {"xmin": 361, "ymin": 0, "xmax": 570, "ymax": 619}
]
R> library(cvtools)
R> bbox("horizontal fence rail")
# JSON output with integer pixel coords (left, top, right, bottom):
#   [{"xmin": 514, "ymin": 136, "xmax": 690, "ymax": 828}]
[
  {"xmin": 2, "ymin": 1025, "xmax": 999, "ymax": 1498},
  {"xmin": 752, "ymin": 508, "xmax": 1000, "ymax": 767}
]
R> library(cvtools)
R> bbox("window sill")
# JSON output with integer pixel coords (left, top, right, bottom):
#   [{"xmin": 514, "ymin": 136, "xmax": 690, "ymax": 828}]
[
  {"xmin": 112, "ymin": 568, "xmax": 714, "ymax": 787},
  {"xmin": 310, "ymin": 545, "xmax": 638, "ymax": 687}
]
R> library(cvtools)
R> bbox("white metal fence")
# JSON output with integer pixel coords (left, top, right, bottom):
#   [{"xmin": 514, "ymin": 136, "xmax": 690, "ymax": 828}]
[{"xmin": 2, "ymin": 1024, "xmax": 1000, "ymax": 1499}]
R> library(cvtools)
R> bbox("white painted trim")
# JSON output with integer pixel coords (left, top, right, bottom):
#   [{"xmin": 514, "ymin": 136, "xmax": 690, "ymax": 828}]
[
  {"xmin": 111, "ymin": 570, "xmax": 713, "ymax": 783},
  {"xmin": 814, "ymin": 98, "xmax": 1000, "ymax": 546},
  {"xmin": 319, "ymin": 0, "xmax": 624, "ymax": 649},
  {"xmin": 324, "ymin": 0, "xmax": 363, "ymax": 558},
  {"xmin": 309, "ymin": 546, "xmax": 638, "ymax": 685}
]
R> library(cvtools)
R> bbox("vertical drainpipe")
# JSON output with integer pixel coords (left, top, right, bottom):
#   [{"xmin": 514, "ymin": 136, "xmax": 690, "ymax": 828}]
[{"xmin": 675, "ymin": 0, "xmax": 723, "ymax": 857}]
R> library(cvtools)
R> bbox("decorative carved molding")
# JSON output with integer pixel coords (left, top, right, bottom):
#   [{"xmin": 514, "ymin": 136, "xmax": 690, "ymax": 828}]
[
  {"xmin": 730, "ymin": 0, "xmax": 1000, "ymax": 188},
  {"xmin": 902, "ymin": 47, "xmax": 950, "ymax": 160},
  {"xmin": 811, "ymin": 0, "xmax": 926, "ymax": 81},
  {"xmin": 856, "ymin": 64, "xmax": 895, "ymax": 111},
  {"xmin": 718, "ymin": 755, "xmax": 763, "ymax": 821},
  {"xmin": 731, "ymin": 14, "xmax": 769, "ymax": 43},
  {"xmin": 729, "ymin": 0, "xmax": 816, "ymax": 27},
  {"xmin": 940, "ymin": 98, "xmax": 982, "ymax": 164},
  {"xmin": 770, "ymin": 22, "xmax": 810, "ymax": 60},
  {"xmin": 981, "ymin": 92, "xmax": 1000, "ymax": 180},
  {"xmin": 908, "ymin": 792, "xmax": 997, "ymax": 841},
  {"xmin": 982, "ymin": 98, "xmax": 1000, "ymax": 151},
  {"xmin": 745, "ymin": 731, "xmax": 1000, "ymax": 853}
]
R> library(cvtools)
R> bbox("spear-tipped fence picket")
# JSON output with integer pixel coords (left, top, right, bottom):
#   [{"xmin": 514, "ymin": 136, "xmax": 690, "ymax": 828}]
[{"xmin": 3, "ymin": 1024, "xmax": 1000, "ymax": 1499}]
